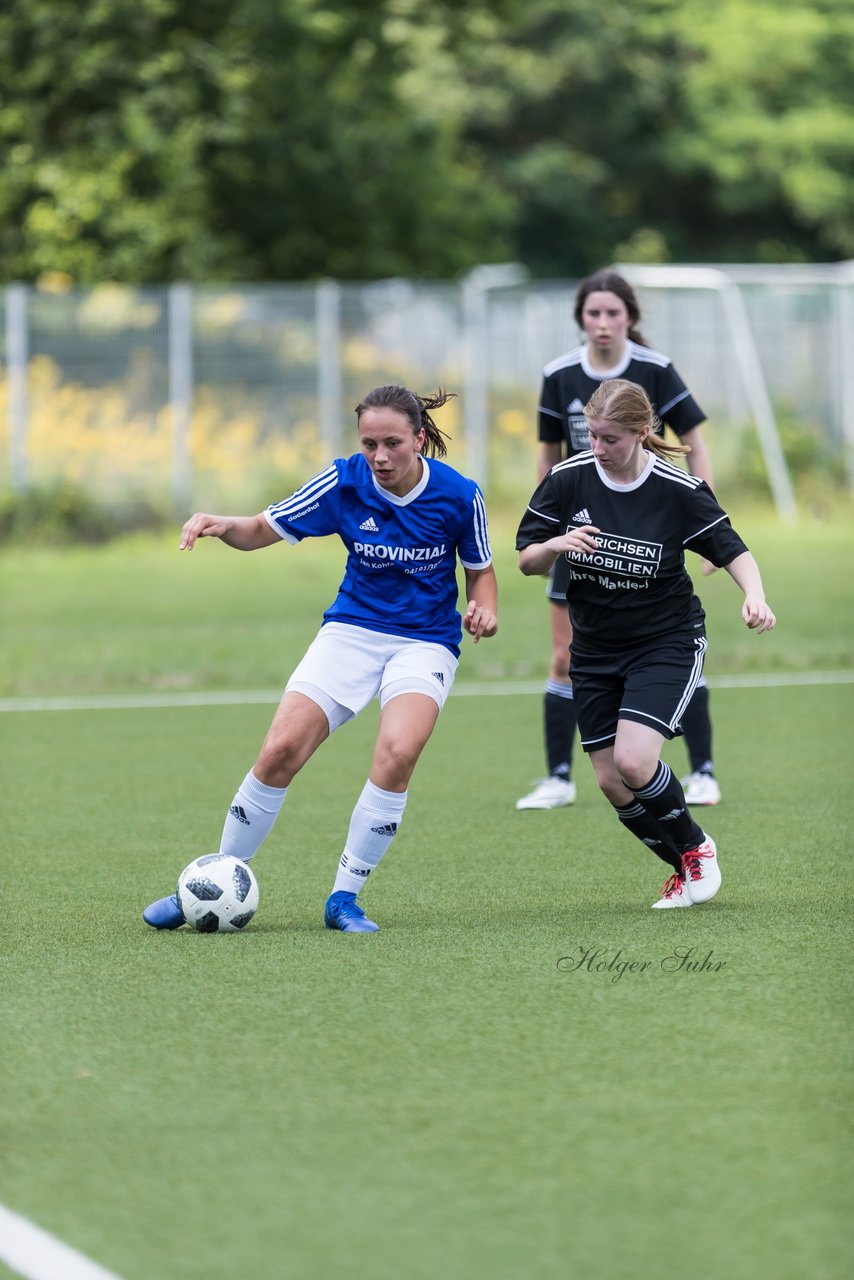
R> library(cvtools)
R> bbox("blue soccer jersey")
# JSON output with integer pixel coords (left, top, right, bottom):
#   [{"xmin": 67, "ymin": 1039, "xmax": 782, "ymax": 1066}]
[{"xmin": 264, "ymin": 454, "xmax": 492, "ymax": 656}]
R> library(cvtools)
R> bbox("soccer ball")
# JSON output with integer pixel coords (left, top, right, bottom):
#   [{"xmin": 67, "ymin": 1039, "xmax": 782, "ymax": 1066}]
[{"xmin": 176, "ymin": 854, "xmax": 259, "ymax": 933}]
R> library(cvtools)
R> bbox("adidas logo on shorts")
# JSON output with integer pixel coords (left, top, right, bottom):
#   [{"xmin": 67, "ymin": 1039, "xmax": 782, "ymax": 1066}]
[
  {"xmin": 432, "ymin": 671, "xmax": 445, "ymax": 686},
  {"xmin": 359, "ymin": 516, "xmax": 379, "ymax": 532},
  {"xmin": 572, "ymin": 508, "xmax": 591, "ymax": 524}
]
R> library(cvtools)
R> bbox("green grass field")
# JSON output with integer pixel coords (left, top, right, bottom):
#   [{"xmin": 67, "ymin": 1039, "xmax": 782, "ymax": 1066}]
[{"xmin": 1, "ymin": 505, "xmax": 852, "ymax": 1280}]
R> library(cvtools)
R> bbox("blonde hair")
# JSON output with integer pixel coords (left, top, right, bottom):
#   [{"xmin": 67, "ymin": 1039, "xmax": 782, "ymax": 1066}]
[{"xmin": 583, "ymin": 379, "xmax": 689, "ymax": 461}]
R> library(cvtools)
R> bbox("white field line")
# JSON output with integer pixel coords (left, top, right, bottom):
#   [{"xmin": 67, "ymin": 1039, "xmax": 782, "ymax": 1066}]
[
  {"xmin": 0, "ymin": 670, "xmax": 852, "ymax": 714},
  {"xmin": 0, "ymin": 1204, "xmax": 124, "ymax": 1280}
]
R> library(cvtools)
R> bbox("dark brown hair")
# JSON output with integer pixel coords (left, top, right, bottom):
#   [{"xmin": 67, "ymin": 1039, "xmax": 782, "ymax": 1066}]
[
  {"xmin": 355, "ymin": 385, "xmax": 453, "ymax": 458},
  {"xmin": 574, "ymin": 269, "xmax": 647, "ymax": 346},
  {"xmin": 584, "ymin": 379, "xmax": 689, "ymax": 461}
]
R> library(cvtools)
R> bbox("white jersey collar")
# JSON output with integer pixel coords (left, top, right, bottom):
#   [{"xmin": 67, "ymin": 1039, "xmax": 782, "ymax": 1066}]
[
  {"xmin": 593, "ymin": 449, "xmax": 655, "ymax": 491},
  {"xmin": 580, "ymin": 341, "xmax": 634, "ymax": 380},
  {"xmin": 371, "ymin": 456, "xmax": 430, "ymax": 506}
]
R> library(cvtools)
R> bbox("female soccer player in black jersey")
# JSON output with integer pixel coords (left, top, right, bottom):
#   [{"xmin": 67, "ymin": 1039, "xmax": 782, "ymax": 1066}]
[
  {"xmin": 516, "ymin": 380, "xmax": 775, "ymax": 909},
  {"xmin": 516, "ymin": 269, "xmax": 721, "ymax": 813}
]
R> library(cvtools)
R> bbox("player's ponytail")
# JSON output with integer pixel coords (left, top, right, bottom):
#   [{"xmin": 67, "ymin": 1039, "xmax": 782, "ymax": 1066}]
[
  {"xmin": 574, "ymin": 269, "xmax": 648, "ymax": 347},
  {"xmin": 355, "ymin": 385, "xmax": 453, "ymax": 458},
  {"xmin": 584, "ymin": 379, "xmax": 690, "ymax": 461}
]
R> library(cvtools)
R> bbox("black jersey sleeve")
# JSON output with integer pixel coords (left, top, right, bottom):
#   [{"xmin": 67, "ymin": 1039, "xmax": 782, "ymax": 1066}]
[
  {"xmin": 538, "ymin": 373, "xmax": 565, "ymax": 444},
  {"xmin": 654, "ymin": 362, "xmax": 706, "ymax": 437},
  {"xmin": 682, "ymin": 481, "xmax": 747, "ymax": 567},
  {"xmin": 515, "ymin": 470, "xmax": 564, "ymax": 550}
]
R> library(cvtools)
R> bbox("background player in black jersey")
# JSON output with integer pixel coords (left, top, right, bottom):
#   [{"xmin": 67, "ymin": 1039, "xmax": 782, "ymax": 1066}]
[
  {"xmin": 516, "ymin": 269, "xmax": 721, "ymax": 813},
  {"xmin": 516, "ymin": 380, "xmax": 775, "ymax": 909}
]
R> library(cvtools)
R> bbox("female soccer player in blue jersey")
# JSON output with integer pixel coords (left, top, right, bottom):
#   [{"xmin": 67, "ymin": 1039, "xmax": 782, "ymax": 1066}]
[
  {"xmin": 144, "ymin": 385, "xmax": 498, "ymax": 933},
  {"xmin": 516, "ymin": 379, "xmax": 775, "ymax": 909},
  {"xmin": 516, "ymin": 269, "xmax": 722, "ymax": 813}
]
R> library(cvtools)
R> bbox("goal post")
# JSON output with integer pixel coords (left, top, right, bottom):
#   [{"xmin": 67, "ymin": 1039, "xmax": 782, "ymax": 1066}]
[{"xmin": 616, "ymin": 264, "xmax": 797, "ymax": 521}]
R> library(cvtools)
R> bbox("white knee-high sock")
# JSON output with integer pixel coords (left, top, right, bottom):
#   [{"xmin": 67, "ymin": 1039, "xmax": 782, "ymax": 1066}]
[
  {"xmin": 220, "ymin": 770, "xmax": 287, "ymax": 862},
  {"xmin": 332, "ymin": 779, "xmax": 408, "ymax": 895}
]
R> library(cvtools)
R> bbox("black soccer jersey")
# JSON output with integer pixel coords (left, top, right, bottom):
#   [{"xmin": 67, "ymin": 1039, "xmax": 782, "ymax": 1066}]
[
  {"xmin": 539, "ymin": 342, "xmax": 705, "ymax": 456},
  {"xmin": 516, "ymin": 452, "xmax": 747, "ymax": 654}
]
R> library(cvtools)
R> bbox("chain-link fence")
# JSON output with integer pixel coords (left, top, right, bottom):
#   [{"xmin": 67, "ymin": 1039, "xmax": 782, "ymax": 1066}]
[{"xmin": 2, "ymin": 263, "xmax": 852, "ymax": 517}]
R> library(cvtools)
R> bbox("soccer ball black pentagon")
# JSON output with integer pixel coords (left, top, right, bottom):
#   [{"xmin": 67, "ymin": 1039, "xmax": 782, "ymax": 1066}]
[{"xmin": 176, "ymin": 854, "xmax": 259, "ymax": 933}]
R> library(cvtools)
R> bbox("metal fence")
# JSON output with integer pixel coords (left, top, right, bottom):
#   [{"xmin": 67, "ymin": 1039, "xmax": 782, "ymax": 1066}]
[{"xmin": 2, "ymin": 262, "xmax": 852, "ymax": 517}]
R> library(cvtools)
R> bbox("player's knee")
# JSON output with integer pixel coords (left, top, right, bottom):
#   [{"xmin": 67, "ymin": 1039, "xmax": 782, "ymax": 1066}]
[
  {"xmin": 254, "ymin": 734, "xmax": 305, "ymax": 787},
  {"xmin": 549, "ymin": 651, "xmax": 571, "ymax": 681},
  {"xmin": 613, "ymin": 749, "xmax": 655, "ymax": 792},
  {"xmin": 373, "ymin": 739, "xmax": 419, "ymax": 789},
  {"xmin": 592, "ymin": 765, "xmax": 624, "ymax": 803}
]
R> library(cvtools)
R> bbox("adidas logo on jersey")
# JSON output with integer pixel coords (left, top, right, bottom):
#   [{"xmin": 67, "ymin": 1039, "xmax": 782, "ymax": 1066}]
[
  {"xmin": 568, "ymin": 398, "xmax": 585, "ymax": 412},
  {"xmin": 359, "ymin": 516, "xmax": 379, "ymax": 532},
  {"xmin": 572, "ymin": 508, "xmax": 591, "ymax": 524}
]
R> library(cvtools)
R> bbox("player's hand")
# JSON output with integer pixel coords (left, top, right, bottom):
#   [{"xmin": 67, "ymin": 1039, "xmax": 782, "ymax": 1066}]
[
  {"xmin": 463, "ymin": 600, "xmax": 498, "ymax": 643},
  {"xmin": 558, "ymin": 524, "xmax": 600, "ymax": 555},
  {"xmin": 742, "ymin": 597, "xmax": 776, "ymax": 633},
  {"xmin": 179, "ymin": 513, "xmax": 232, "ymax": 550}
]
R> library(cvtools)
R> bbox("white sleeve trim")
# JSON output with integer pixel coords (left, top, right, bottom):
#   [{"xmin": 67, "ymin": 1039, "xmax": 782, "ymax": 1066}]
[
  {"xmin": 263, "ymin": 508, "xmax": 298, "ymax": 544},
  {"xmin": 526, "ymin": 504, "xmax": 560, "ymax": 524},
  {"xmin": 683, "ymin": 513, "xmax": 727, "ymax": 544}
]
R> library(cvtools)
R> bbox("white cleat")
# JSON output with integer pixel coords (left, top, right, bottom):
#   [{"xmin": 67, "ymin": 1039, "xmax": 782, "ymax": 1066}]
[
  {"xmin": 681, "ymin": 771, "xmax": 722, "ymax": 806},
  {"xmin": 651, "ymin": 872, "xmax": 693, "ymax": 909},
  {"xmin": 682, "ymin": 834, "xmax": 721, "ymax": 904},
  {"xmin": 515, "ymin": 777, "xmax": 577, "ymax": 810}
]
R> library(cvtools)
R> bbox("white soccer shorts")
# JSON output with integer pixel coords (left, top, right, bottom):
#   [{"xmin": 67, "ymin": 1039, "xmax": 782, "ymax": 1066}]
[{"xmin": 286, "ymin": 621, "xmax": 458, "ymax": 731}]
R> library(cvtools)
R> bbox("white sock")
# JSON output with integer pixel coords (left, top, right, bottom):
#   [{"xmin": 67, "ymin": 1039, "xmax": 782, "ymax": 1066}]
[
  {"xmin": 332, "ymin": 780, "xmax": 408, "ymax": 895},
  {"xmin": 220, "ymin": 770, "xmax": 287, "ymax": 862}
]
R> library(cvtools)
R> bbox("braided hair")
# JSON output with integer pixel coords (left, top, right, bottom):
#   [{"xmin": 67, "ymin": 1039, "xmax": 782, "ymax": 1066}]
[{"xmin": 355, "ymin": 385, "xmax": 453, "ymax": 458}]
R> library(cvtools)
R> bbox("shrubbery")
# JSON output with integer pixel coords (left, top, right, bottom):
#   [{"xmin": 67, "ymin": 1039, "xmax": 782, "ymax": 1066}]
[{"xmin": 0, "ymin": 483, "xmax": 168, "ymax": 544}]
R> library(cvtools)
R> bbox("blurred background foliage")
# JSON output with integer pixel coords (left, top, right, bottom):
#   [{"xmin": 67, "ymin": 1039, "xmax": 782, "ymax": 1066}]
[{"xmin": 1, "ymin": 0, "xmax": 852, "ymax": 284}]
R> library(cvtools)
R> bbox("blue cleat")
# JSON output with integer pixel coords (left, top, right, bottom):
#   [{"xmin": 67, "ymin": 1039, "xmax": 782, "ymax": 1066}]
[
  {"xmin": 324, "ymin": 891, "xmax": 379, "ymax": 933},
  {"xmin": 143, "ymin": 893, "xmax": 185, "ymax": 929}
]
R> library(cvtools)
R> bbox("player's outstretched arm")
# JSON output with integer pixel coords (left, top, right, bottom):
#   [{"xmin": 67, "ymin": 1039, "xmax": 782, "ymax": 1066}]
[
  {"xmin": 463, "ymin": 564, "xmax": 498, "ymax": 643},
  {"xmin": 724, "ymin": 551, "xmax": 777, "ymax": 634},
  {"xmin": 179, "ymin": 512, "xmax": 280, "ymax": 552}
]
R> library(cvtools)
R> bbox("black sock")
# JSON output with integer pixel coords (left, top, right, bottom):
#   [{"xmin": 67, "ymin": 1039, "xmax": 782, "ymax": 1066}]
[
  {"xmin": 612, "ymin": 801, "xmax": 682, "ymax": 873},
  {"xmin": 680, "ymin": 683, "xmax": 714, "ymax": 775},
  {"xmin": 544, "ymin": 683, "xmax": 576, "ymax": 779},
  {"xmin": 631, "ymin": 761, "xmax": 705, "ymax": 855}
]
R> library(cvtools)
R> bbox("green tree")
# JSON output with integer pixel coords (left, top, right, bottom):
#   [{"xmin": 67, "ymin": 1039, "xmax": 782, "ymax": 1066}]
[
  {"xmin": 1, "ymin": 0, "xmax": 851, "ymax": 282},
  {"xmin": 668, "ymin": 0, "xmax": 854, "ymax": 261},
  {"xmin": 0, "ymin": 0, "xmax": 512, "ymax": 282},
  {"xmin": 460, "ymin": 0, "xmax": 854, "ymax": 270}
]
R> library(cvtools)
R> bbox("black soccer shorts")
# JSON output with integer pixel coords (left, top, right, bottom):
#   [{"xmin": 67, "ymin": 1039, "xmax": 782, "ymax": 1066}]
[
  {"xmin": 570, "ymin": 632, "xmax": 708, "ymax": 752},
  {"xmin": 546, "ymin": 556, "xmax": 571, "ymax": 603}
]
